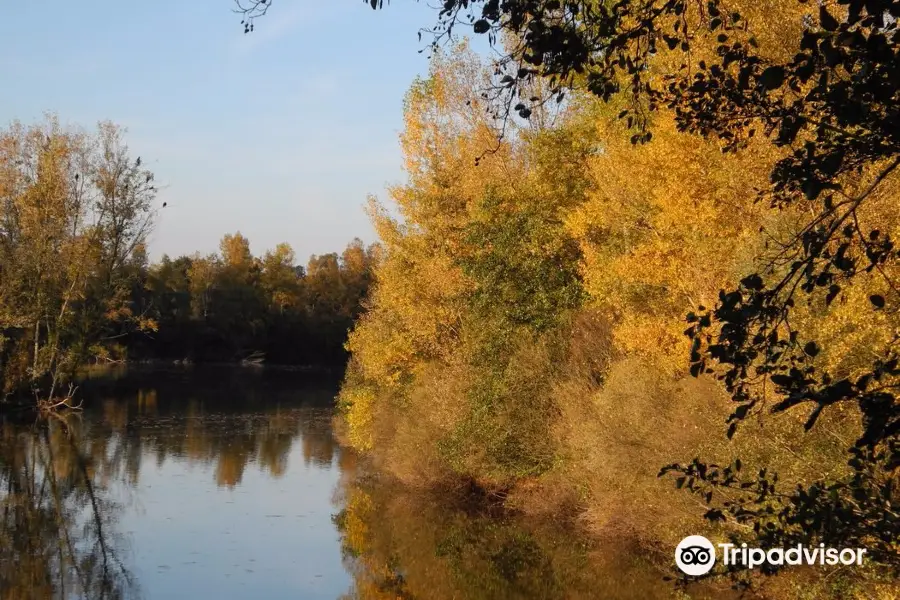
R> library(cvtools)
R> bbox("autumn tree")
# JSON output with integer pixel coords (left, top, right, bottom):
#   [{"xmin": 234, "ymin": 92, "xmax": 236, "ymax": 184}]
[
  {"xmin": 0, "ymin": 117, "xmax": 158, "ymax": 408},
  {"xmin": 340, "ymin": 0, "xmax": 900, "ymax": 573},
  {"xmin": 338, "ymin": 44, "xmax": 590, "ymax": 484},
  {"xmin": 304, "ymin": 239, "xmax": 380, "ymax": 364},
  {"xmin": 260, "ymin": 242, "xmax": 302, "ymax": 315},
  {"xmin": 233, "ymin": 2, "xmax": 899, "ymax": 585}
]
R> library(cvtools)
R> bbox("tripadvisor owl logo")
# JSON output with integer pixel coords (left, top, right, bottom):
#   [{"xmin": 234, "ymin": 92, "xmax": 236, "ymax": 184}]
[
  {"xmin": 675, "ymin": 535, "xmax": 716, "ymax": 576},
  {"xmin": 675, "ymin": 535, "xmax": 868, "ymax": 575}
]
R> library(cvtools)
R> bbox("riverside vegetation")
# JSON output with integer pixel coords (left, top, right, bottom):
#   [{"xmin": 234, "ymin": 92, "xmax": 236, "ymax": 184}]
[
  {"xmin": 295, "ymin": 0, "xmax": 900, "ymax": 597},
  {"xmin": 0, "ymin": 117, "xmax": 377, "ymax": 407}
]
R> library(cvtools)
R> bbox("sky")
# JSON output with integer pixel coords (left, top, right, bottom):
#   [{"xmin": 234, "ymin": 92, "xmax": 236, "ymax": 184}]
[{"xmin": 0, "ymin": 0, "xmax": 445, "ymax": 263}]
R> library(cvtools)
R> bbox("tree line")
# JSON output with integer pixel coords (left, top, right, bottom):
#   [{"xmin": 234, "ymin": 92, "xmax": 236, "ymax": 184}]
[
  {"xmin": 0, "ymin": 117, "xmax": 376, "ymax": 408},
  {"xmin": 128, "ymin": 232, "xmax": 377, "ymax": 367}
]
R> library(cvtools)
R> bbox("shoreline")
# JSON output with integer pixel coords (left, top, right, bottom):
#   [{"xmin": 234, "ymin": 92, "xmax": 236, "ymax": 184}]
[{"xmin": 84, "ymin": 359, "xmax": 346, "ymax": 374}]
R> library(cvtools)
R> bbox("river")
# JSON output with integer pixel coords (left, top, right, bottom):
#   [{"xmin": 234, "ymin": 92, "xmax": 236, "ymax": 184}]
[{"xmin": 0, "ymin": 367, "xmax": 717, "ymax": 599}]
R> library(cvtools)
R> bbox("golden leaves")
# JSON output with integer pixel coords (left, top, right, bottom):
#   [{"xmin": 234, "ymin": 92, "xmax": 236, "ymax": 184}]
[{"xmin": 0, "ymin": 116, "xmax": 156, "ymax": 394}]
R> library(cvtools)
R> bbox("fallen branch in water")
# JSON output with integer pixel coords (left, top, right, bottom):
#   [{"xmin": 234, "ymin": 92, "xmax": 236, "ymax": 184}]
[{"xmin": 36, "ymin": 382, "xmax": 83, "ymax": 413}]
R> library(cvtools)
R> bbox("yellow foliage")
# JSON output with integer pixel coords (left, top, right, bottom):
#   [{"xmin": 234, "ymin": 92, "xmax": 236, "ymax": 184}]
[
  {"xmin": 337, "ymin": 8, "xmax": 900, "ymax": 594},
  {"xmin": 565, "ymin": 107, "xmax": 781, "ymax": 373},
  {"xmin": 342, "ymin": 386, "xmax": 378, "ymax": 452}
]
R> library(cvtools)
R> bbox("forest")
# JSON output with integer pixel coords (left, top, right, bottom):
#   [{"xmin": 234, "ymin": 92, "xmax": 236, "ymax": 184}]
[
  {"xmin": 325, "ymin": 0, "xmax": 900, "ymax": 596},
  {"xmin": 0, "ymin": 117, "xmax": 376, "ymax": 407}
]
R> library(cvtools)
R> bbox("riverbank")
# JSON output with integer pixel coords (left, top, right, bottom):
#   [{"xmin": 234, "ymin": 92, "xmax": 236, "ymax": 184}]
[
  {"xmin": 333, "ymin": 357, "xmax": 899, "ymax": 600},
  {"xmin": 1, "ymin": 362, "xmax": 345, "ymax": 415},
  {"xmin": 94, "ymin": 358, "xmax": 346, "ymax": 374}
]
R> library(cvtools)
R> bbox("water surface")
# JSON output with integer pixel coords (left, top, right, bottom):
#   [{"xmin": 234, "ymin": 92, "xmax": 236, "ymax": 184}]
[
  {"xmin": 1, "ymin": 367, "xmax": 350, "ymax": 599},
  {"xmin": 0, "ymin": 367, "xmax": 716, "ymax": 599}
]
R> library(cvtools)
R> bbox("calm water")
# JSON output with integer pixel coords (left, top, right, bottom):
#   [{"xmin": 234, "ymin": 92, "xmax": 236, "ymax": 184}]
[{"xmin": 0, "ymin": 367, "xmax": 715, "ymax": 600}]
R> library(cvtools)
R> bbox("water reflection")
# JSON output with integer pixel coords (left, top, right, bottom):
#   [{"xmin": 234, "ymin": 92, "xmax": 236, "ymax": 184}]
[
  {"xmin": 1, "ymin": 367, "xmax": 719, "ymax": 599},
  {"xmin": 1, "ymin": 367, "xmax": 348, "ymax": 600},
  {"xmin": 331, "ymin": 477, "xmax": 715, "ymax": 600},
  {"xmin": 78, "ymin": 367, "xmax": 341, "ymax": 492},
  {"xmin": 0, "ymin": 415, "xmax": 136, "ymax": 599}
]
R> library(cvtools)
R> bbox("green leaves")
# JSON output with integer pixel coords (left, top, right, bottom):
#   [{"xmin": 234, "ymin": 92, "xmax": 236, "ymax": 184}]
[{"xmin": 460, "ymin": 195, "xmax": 584, "ymax": 333}]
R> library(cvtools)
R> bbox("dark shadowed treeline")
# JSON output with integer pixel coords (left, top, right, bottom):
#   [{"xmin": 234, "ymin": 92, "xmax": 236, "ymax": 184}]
[{"xmin": 121, "ymin": 233, "xmax": 378, "ymax": 367}]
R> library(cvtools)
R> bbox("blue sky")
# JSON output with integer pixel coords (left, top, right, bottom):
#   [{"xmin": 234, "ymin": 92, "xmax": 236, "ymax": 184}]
[{"xmin": 0, "ymin": 1, "xmax": 444, "ymax": 263}]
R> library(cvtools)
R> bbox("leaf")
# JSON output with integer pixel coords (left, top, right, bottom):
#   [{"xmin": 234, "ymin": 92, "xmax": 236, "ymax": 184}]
[
  {"xmin": 732, "ymin": 404, "xmax": 750, "ymax": 420},
  {"xmin": 770, "ymin": 374, "xmax": 793, "ymax": 387},
  {"xmin": 473, "ymin": 19, "xmax": 491, "ymax": 34},
  {"xmin": 705, "ymin": 508, "xmax": 726, "ymax": 521},
  {"xmin": 819, "ymin": 6, "xmax": 839, "ymax": 31},
  {"xmin": 870, "ymin": 294, "xmax": 885, "ymax": 309},
  {"xmin": 856, "ymin": 374, "xmax": 872, "ymax": 391},
  {"xmin": 803, "ymin": 341, "xmax": 820, "ymax": 357},
  {"xmin": 759, "ymin": 66, "xmax": 785, "ymax": 90},
  {"xmin": 740, "ymin": 273, "xmax": 763, "ymax": 291}
]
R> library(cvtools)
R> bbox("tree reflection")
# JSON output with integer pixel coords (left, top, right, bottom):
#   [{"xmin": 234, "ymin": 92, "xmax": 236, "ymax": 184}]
[
  {"xmin": 86, "ymin": 406, "xmax": 318, "ymax": 489},
  {"xmin": 332, "ymin": 473, "xmax": 733, "ymax": 600},
  {"xmin": 0, "ymin": 415, "xmax": 136, "ymax": 600},
  {"xmin": 1, "ymin": 368, "xmax": 342, "ymax": 599},
  {"xmin": 72, "ymin": 367, "xmax": 339, "ymax": 490}
]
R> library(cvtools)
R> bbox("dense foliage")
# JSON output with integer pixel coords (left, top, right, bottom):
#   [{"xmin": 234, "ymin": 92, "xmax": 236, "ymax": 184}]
[
  {"xmin": 127, "ymin": 234, "xmax": 377, "ymax": 366},
  {"xmin": 314, "ymin": 0, "xmax": 900, "ymax": 591}
]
